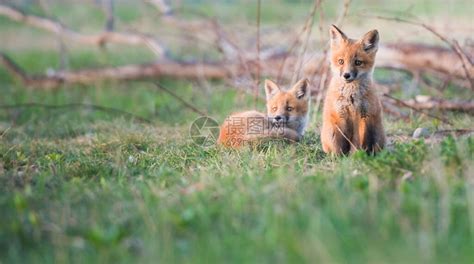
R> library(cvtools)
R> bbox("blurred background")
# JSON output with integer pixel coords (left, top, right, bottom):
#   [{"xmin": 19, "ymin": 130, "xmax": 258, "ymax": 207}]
[{"xmin": 0, "ymin": 0, "xmax": 472, "ymax": 135}]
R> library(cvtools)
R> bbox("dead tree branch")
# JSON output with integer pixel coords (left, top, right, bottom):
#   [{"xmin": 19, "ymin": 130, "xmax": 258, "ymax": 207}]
[
  {"xmin": 0, "ymin": 52, "xmax": 234, "ymax": 88},
  {"xmin": 386, "ymin": 96, "xmax": 474, "ymax": 113},
  {"xmin": 369, "ymin": 15, "xmax": 474, "ymax": 90},
  {"xmin": 377, "ymin": 43, "xmax": 474, "ymax": 81},
  {"xmin": 0, "ymin": 4, "xmax": 166, "ymax": 57},
  {"xmin": 1, "ymin": 42, "xmax": 472, "ymax": 89},
  {"xmin": 381, "ymin": 101, "xmax": 410, "ymax": 121},
  {"xmin": 383, "ymin": 94, "xmax": 455, "ymax": 125}
]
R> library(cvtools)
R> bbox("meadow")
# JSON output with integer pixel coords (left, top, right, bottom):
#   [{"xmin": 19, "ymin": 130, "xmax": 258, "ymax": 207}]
[{"xmin": 0, "ymin": 0, "xmax": 473, "ymax": 263}]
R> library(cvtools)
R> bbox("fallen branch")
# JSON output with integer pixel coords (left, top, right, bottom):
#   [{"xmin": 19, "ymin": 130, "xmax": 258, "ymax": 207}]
[
  {"xmin": 389, "ymin": 96, "xmax": 474, "ymax": 113},
  {"xmin": 381, "ymin": 101, "xmax": 410, "ymax": 121},
  {"xmin": 1, "ymin": 51, "xmax": 304, "ymax": 88},
  {"xmin": 0, "ymin": 4, "xmax": 166, "ymax": 57},
  {"xmin": 0, "ymin": 52, "xmax": 234, "ymax": 88},
  {"xmin": 377, "ymin": 43, "xmax": 474, "ymax": 82},
  {"xmin": 1, "ymin": 41, "xmax": 473, "ymax": 89},
  {"xmin": 383, "ymin": 94, "xmax": 455, "ymax": 125},
  {"xmin": 369, "ymin": 15, "xmax": 473, "ymax": 90}
]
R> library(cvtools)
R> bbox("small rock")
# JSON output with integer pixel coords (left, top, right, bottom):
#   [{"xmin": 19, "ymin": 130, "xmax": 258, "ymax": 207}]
[
  {"xmin": 401, "ymin": 171, "xmax": 413, "ymax": 182},
  {"xmin": 412, "ymin": 127, "xmax": 430, "ymax": 138},
  {"xmin": 415, "ymin": 95, "xmax": 431, "ymax": 103}
]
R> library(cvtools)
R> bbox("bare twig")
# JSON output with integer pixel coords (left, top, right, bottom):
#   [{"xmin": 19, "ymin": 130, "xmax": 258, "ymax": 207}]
[
  {"xmin": 382, "ymin": 101, "xmax": 410, "ymax": 121},
  {"xmin": 255, "ymin": 0, "xmax": 261, "ymax": 108},
  {"xmin": 104, "ymin": 0, "xmax": 115, "ymax": 31},
  {"xmin": 383, "ymin": 94, "xmax": 453, "ymax": 125},
  {"xmin": 334, "ymin": 0, "xmax": 352, "ymax": 27},
  {"xmin": 395, "ymin": 97, "xmax": 474, "ymax": 113},
  {"xmin": 146, "ymin": 0, "xmax": 172, "ymax": 16},
  {"xmin": 0, "ymin": 4, "xmax": 166, "ymax": 57},
  {"xmin": 276, "ymin": 0, "xmax": 321, "ymax": 84},
  {"xmin": 153, "ymin": 82, "xmax": 207, "ymax": 116},
  {"xmin": 292, "ymin": 0, "xmax": 321, "ymax": 84}
]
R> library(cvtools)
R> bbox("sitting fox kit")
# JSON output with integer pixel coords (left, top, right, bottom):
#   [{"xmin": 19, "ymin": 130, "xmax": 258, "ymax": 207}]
[
  {"xmin": 218, "ymin": 79, "xmax": 310, "ymax": 147},
  {"xmin": 321, "ymin": 25, "xmax": 386, "ymax": 154}
]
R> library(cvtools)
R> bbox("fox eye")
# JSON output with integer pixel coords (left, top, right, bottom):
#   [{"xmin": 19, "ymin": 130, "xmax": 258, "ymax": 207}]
[
  {"xmin": 271, "ymin": 106, "xmax": 277, "ymax": 112},
  {"xmin": 355, "ymin": 59, "xmax": 363, "ymax": 66},
  {"xmin": 338, "ymin": 59, "xmax": 344, "ymax": 65},
  {"xmin": 286, "ymin": 106, "xmax": 293, "ymax": 111}
]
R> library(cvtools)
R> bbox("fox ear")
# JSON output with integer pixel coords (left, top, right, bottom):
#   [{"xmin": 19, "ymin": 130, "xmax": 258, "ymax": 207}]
[
  {"xmin": 291, "ymin": 78, "xmax": 310, "ymax": 100},
  {"xmin": 361, "ymin": 29, "xmax": 379, "ymax": 53},
  {"xmin": 264, "ymin": 79, "xmax": 280, "ymax": 100},
  {"xmin": 329, "ymin": 24, "xmax": 347, "ymax": 48}
]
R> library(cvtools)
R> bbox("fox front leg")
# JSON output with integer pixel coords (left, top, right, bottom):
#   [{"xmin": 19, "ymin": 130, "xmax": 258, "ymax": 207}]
[
  {"xmin": 359, "ymin": 118, "xmax": 385, "ymax": 154},
  {"xmin": 322, "ymin": 120, "xmax": 354, "ymax": 155}
]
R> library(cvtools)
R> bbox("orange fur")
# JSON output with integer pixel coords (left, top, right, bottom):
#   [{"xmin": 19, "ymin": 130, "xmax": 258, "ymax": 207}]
[
  {"xmin": 321, "ymin": 25, "xmax": 386, "ymax": 155},
  {"xmin": 218, "ymin": 79, "xmax": 310, "ymax": 148}
]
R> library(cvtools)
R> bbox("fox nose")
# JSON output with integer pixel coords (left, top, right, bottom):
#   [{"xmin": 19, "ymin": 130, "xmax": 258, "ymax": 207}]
[
  {"xmin": 343, "ymin": 73, "xmax": 351, "ymax": 80},
  {"xmin": 274, "ymin": 115, "xmax": 283, "ymax": 121}
]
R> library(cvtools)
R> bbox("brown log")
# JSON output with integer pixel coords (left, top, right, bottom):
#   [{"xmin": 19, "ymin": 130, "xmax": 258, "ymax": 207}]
[
  {"xmin": 368, "ymin": 15, "xmax": 473, "ymax": 90},
  {"xmin": 384, "ymin": 94, "xmax": 474, "ymax": 115},
  {"xmin": 397, "ymin": 97, "xmax": 474, "ymax": 113},
  {"xmin": 0, "ymin": 4, "xmax": 166, "ymax": 57},
  {"xmin": 0, "ymin": 53, "xmax": 234, "ymax": 88},
  {"xmin": 377, "ymin": 43, "xmax": 474, "ymax": 81}
]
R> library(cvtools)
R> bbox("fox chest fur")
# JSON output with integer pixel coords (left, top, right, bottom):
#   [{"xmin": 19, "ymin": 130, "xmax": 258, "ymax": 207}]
[{"xmin": 333, "ymin": 81, "xmax": 370, "ymax": 119}]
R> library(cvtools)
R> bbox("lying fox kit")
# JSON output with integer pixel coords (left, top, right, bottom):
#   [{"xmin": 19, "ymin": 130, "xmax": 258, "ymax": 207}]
[
  {"xmin": 218, "ymin": 78, "xmax": 310, "ymax": 148},
  {"xmin": 321, "ymin": 25, "xmax": 386, "ymax": 154}
]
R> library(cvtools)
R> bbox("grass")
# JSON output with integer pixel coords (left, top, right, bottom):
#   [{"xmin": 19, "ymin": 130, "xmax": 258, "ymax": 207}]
[
  {"xmin": 0, "ymin": 66, "xmax": 473, "ymax": 262},
  {"xmin": 1, "ymin": 0, "xmax": 474, "ymax": 263},
  {"xmin": 1, "ymin": 119, "xmax": 473, "ymax": 263}
]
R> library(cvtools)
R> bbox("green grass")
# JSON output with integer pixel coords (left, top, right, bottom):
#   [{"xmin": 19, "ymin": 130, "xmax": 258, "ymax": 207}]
[
  {"xmin": 1, "ymin": 119, "xmax": 473, "ymax": 263},
  {"xmin": 0, "ymin": 66, "xmax": 473, "ymax": 262}
]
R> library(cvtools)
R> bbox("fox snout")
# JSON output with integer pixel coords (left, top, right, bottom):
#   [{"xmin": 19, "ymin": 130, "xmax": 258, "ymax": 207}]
[
  {"xmin": 273, "ymin": 115, "xmax": 285, "ymax": 122},
  {"xmin": 272, "ymin": 114, "xmax": 288, "ymax": 123},
  {"xmin": 342, "ymin": 70, "xmax": 357, "ymax": 82}
]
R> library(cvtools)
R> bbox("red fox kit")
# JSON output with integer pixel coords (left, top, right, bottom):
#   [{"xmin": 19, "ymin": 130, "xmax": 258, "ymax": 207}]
[
  {"xmin": 321, "ymin": 25, "xmax": 386, "ymax": 154},
  {"xmin": 218, "ymin": 78, "xmax": 310, "ymax": 148}
]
